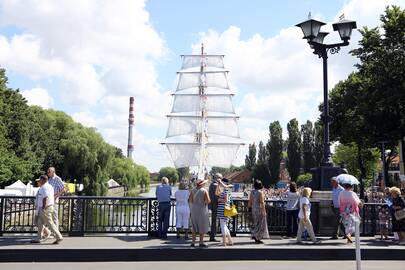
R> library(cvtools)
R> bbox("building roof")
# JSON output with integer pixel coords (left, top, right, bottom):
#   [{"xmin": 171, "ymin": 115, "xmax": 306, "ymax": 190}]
[{"xmin": 224, "ymin": 170, "xmax": 252, "ymax": 183}]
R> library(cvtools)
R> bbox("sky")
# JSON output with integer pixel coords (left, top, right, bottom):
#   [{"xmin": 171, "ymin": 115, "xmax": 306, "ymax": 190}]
[{"xmin": 0, "ymin": 0, "xmax": 403, "ymax": 172}]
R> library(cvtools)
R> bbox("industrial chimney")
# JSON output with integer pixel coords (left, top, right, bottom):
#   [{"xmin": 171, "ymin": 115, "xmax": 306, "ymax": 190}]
[{"xmin": 127, "ymin": 97, "xmax": 135, "ymax": 160}]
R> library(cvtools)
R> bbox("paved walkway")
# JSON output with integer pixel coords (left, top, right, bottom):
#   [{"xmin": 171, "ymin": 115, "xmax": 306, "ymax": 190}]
[
  {"xmin": 1, "ymin": 235, "xmax": 404, "ymax": 250},
  {"xmin": 2, "ymin": 261, "xmax": 405, "ymax": 270}
]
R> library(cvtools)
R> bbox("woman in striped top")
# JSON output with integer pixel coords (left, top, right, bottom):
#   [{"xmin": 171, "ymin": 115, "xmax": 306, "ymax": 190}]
[{"xmin": 217, "ymin": 178, "xmax": 233, "ymax": 246}]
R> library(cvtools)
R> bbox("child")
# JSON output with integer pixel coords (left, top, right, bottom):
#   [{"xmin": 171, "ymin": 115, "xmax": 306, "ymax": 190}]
[{"xmin": 378, "ymin": 204, "xmax": 390, "ymax": 240}]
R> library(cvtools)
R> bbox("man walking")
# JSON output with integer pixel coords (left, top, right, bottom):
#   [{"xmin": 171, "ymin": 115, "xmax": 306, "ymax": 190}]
[
  {"xmin": 330, "ymin": 176, "xmax": 345, "ymax": 239},
  {"xmin": 208, "ymin": 173, "xmax": 221, "ymax": 242},
  {"xmin": 47, "ymin": 167, "xmax": 65, "ymax": 228},
  {"xmin": 156, "ymin": 177, "xmax": 172, "ymax": 239},
  {"xmin": 31, "ymin": 175, "xmax": 63, "ymax": 244}
]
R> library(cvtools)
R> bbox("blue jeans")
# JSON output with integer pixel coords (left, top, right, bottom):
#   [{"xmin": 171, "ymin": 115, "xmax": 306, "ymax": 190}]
[
  {"xmin": 286, "ymin": 209, "xmax": 299, "ymax": 237},
  {"xmin": 158, "ymin": 202, "xmax": 171, "ymax": 238}
]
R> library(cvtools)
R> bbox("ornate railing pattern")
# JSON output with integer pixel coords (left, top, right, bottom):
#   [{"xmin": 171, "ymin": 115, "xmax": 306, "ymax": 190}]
[{"xmin": 0, "ymin": 196, "xmax": 388, "ymax": 236}]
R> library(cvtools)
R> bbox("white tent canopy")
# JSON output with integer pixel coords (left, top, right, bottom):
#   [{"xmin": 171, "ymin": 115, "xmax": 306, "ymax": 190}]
[{"xmin": 5, "ymin": 180, "xmax": 26, "ymax": 189}]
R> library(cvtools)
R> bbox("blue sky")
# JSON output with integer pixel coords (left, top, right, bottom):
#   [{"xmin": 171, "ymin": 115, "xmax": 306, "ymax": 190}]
[{"xmin": 0, "ymin": 0, "xmax": 403, "ymax": 172}]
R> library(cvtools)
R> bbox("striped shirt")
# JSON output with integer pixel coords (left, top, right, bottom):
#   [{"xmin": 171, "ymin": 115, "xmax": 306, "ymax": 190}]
[
  {"xmin": 48, "ymin": 174, "xmax": 65, "ymax": 195},
  {"xmin": 217, "ymin": 189, "xmax": 231, "ymax": 220}
]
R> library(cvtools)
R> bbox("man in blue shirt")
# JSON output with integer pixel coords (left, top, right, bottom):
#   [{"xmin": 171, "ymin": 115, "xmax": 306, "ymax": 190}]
[
  {"xmin": 156, "ymin": 177, "xmax": 172, "ymax": 239},
  {"xmin": 330, "ymin": 177, "xmax": 345, "ymax": 239}
]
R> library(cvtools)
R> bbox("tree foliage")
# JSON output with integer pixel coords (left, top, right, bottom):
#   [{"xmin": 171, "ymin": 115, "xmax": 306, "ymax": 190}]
[
  {"xmin": 0, "ymin": 68, "xmax": 150, "ymax": 195},
  {"xmin": 328, "ymin": 6, "xmax": 405, "ymax": 190},
  {"xmin": 286, "ymin": 119, "xmax": 302, "ymax": 182},
  {"xmin": 301, "ymin": 120, "xmax": 316, "ymax": 173},
  {"xmin": 244, "ymin": 143, "xmax": 257, "ymax": 171},
  {"xmin": 267, "ymin": 121, "xmax": 283, "ymax": 183},
  {"xmin": 158, "ymin": 167, "xmax": 179, "ymax": 185},
  {"xmin": 252, "ymin": 141, "xmax": 272, "ymax": 187},
  {"xmin": 333, "ymin": 143, "xmax": 380, "ymax": 188}
]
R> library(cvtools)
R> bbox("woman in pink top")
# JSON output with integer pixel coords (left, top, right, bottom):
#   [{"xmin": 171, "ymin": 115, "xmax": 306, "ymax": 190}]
[{"xmin": 339, "ymin": 183, "xmax": 362, "ymax": 244}]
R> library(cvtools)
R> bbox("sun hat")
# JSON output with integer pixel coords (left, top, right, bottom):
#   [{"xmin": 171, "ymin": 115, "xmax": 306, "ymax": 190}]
[{"xmin": 196, "ymin": 179, "xmax": 208, "ymax": 187}]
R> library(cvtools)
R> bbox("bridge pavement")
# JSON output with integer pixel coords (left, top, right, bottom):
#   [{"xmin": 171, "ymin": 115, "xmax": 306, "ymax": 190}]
[{"xmin": 0, "ymin": 235, "xmax": 404, "ymax": 262}]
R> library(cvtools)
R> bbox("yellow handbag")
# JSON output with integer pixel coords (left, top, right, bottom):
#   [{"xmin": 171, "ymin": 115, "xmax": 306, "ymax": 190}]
[{"xmin": 224, "ymin": 204, "xmax": 238, "ymax": 217}]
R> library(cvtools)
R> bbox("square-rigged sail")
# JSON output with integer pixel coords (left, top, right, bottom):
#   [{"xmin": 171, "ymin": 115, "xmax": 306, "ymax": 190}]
[{"xmin": 162, "ymin": 45, "xmax": 243, "ymax": 178}]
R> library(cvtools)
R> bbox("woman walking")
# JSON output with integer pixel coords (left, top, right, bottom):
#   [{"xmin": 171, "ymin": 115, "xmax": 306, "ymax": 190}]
[
  {"xmin": 339, "ymin": 183, "xmax": 362, "ymax": 244},
  {"xmin": 390, "ymin": 187, "xmax": 405, "ymax": 244},
  {"xmin": 285, "ymin": 182, "xmax": 299, "ymax": 238},
  {"xmin": 175, "ymin": 182, "xmax": 190, "ymax": 239},
  {"xmin": 189, "ymin": 179, "xmax": 211, "ymax": 247},
  {"xmin": 217, "ymin": 178, "xmax": 233, "ymax": 246},
  {"xmin": 296, "ymin": 187, "xmax": 318, "ymax": 244},
  {"xmin": 248, "ymin": 180, "xmax": 269, "ymax": 244}
]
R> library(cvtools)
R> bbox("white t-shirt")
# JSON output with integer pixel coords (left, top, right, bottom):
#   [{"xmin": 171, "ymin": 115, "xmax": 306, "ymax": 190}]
[
  {"xmin": 286, "ymin": 191, "xmax": 300, "ymax": 210},
  {"xmin": 36, "ymin": 182, "xmax": 55, "ymax": 210},
  {"xmin": 298, "ymin": 197, "xmax": 311, "ymax": 219}
]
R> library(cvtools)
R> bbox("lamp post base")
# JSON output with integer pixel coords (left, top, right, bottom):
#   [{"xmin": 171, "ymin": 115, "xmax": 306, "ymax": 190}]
[{"xmin": 309, "ymin": 166, "xmax": 345, "ymax": 191}]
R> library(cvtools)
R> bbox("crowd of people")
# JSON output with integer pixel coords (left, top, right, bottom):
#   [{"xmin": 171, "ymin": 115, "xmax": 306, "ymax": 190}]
[
  {"xmin": 154, "ymin": 173, "xmax": 405, "ymax": 247},
  {"xmin": 30, "ymin": 169, "xmax": 405, "ymax": 247}
]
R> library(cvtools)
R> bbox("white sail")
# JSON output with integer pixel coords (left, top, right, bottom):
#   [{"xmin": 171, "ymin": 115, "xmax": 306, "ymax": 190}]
[
  {"xmin": 163, "ymin": 45, "xmax": 243, "ymax": 175},
  {"xmin": 166, "ymin": 116, "xmax": 240, "ymax": 138},
  {"xmin": 166, "ymin": 143, "xmax": 200, "ymax": 168},
  {"xmin": 181, "ymin": 55, "xmax": 225, "ymax": 69},
  {"xmin": 206, "ymin": 144, "xmax": 241, "ymax": 167},
  {"xmin": 165, "ymin": 143, "xmax": 240, "ymax": 169},
  {"xmin": 171, "ymin": 95, "xmax": 235, "ymax": 114},
  {"xmin": 176, "ymin": 71, "xmax": 229, "ymax": 91}
]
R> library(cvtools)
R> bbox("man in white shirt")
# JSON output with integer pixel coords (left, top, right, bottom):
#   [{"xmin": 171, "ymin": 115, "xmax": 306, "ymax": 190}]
[{"xmin": 31, "ymin": 175, "xmax": 63, "ymax": 244}]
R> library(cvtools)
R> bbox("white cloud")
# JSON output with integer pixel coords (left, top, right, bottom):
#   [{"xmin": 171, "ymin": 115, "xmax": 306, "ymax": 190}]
[
  {"xmin": 1, "ymin": 0, "xmax": 403, "ymax": 172},
  {"xmin": 21, "ymin": 87, "xmax": 54, "ymax": 109},
  {"xmin": 191, "ymin": 0, "xmax": 404, "ymax": 166},
  {"xmin": 0, "ymin": 0, "xmax": 170, "ymax": 171}
]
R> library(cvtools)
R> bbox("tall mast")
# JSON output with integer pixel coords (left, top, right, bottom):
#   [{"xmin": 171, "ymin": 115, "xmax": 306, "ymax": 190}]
[{"xmin": 198, "ymin": 43, "xmax": 207, "ymax": 180}]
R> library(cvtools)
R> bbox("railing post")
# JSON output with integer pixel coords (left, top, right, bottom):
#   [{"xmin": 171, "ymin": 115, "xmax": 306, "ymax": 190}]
[
  {"xmin": 0, "ymin": 197, "xmax": 3, "ymax": 236},
  {"xmin": 69, "ymin": 197, "xmax": 85, "ymax": 236}
]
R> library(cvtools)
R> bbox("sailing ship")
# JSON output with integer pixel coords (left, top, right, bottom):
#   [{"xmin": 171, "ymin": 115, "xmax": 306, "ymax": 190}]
[{"xmin": 162, "ymin": 44, "xmax": 243, "ymax": 179}]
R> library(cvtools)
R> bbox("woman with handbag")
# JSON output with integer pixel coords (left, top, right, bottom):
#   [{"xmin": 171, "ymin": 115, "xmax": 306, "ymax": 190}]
[
  {"xmin": 390, "ymin": 187, "xmax": 405, "ymax": 244},
  {"xmin": 248, "ymin": 180, "xmax": 269, "ymax": 244},
  {"xmin": 216, "ymin": 178, "xmax": 233, "ymax": 246}
]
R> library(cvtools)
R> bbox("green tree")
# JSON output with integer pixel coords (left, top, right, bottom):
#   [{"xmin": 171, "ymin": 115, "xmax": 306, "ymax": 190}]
[
  {"xmin": 297, "ymin": 173, "xmax": 312, "ymax": 187},
  {"xmin": 286, "ymin": 119, "xmax": 302, "ymax": 182},
  {"xmin": 158, "ymin": 167, "xmax": 179, "ymax": 185},
  {"xmin": 252, "ymin": 141, "xmax": 271, "ymax": 187},
  {"xmin": 314, "ymin": 121, "xmax": 323, "ymax": 167},
  {"xmin": 301, "ymin": 120, "xmax": 316, "ymax": 173},
  {"xmin": 329, "ymin": 6, "xmax": 405, "ymax": 191},
  {"xmin": 244, "ymin": 143, "xmax": 257, "ymax": 171},
  {"xmin": 333, "ymin": 143, "xmax": 380, "ymax": 188},
  {"xmin": 267, "ymin": 121, "xmax": 283, "ymax": 183},
  {"xmin": 177, "ymin": 167, "xmax": 190, "ymax": 181}
]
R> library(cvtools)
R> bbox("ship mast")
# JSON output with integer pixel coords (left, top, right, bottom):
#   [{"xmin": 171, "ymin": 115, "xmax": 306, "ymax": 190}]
[{"xmin": 198, "ymin": 43, "xmax": 207, "ymax": 180}]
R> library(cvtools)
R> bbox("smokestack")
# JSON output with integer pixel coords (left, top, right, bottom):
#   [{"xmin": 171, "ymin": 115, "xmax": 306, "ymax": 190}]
[{"xmin": 127, "ymin": 97, "xmax": 135, "ymax": 160}]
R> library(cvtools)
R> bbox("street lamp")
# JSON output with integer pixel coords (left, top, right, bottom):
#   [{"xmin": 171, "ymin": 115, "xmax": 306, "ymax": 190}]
[{"xmin": 296, "ymin": 15, "xmax": 357, "ymax": 167}]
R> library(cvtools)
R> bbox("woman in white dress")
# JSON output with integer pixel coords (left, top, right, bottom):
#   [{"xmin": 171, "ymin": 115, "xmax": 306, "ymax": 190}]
[{"xmin": 175, "ymin": 182, "xmax": 190, "ymax": 239}]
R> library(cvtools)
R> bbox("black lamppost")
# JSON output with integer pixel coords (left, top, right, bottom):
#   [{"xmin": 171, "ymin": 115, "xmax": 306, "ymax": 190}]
[{"xmin": 296, "ymin": 15, "xmax": 357, "ymax": 189}]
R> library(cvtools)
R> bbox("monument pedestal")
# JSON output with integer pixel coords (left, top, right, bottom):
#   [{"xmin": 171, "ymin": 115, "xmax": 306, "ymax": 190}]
[{"xmin": 310, "ymin": 166, "xmax": 345, "ymax": 236}]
